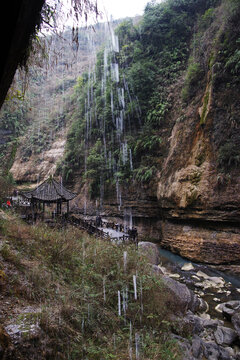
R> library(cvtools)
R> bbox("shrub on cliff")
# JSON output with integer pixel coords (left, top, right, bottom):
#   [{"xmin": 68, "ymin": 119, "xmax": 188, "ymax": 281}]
[
  {"xmin": 182, "ymin": 61, "xmax": 204, "ymax": 102},
  {"xmin": 218, "ymin": 141, "xmax": 240, "ymax": 170}
]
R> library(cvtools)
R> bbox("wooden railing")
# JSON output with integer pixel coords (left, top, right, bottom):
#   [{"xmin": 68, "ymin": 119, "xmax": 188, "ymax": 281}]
[{"xmin": 68, "ymin": 214, "xmax": 138, "ymax": 247}]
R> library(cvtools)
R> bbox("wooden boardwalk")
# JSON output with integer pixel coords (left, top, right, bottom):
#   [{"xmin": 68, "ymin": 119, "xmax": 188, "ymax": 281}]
[
  {"xmin": 17, "ymin": 208, "xmax": 138, "ymax": 247},
  {"xmin": 68, "ymin": 214, "xmax": 138, "ymax": 246}
]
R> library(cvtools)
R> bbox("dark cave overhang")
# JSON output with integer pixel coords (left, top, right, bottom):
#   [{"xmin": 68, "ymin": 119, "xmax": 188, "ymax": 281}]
[{"xmin": 0, "ymin": 0, "xmax": 45, "ymax": 109}]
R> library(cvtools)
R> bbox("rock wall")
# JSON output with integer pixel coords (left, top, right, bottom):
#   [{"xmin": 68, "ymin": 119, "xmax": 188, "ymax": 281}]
[
  {"xmin": 153, "ymin": 3, "xmax": 240, "ymax": 265},
  {"xmin": 160, "ymin": 221, "xmax": 240, "ymax": 265},
  {"xmin": 11, "ymin": 138, "xmax": 66, "ymax": 182}
]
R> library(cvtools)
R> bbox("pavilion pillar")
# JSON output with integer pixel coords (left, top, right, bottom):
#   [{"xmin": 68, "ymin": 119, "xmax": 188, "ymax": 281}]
[
  {"xmin": 67, "ymin": 201, "xmax": 69, "ymax": 214},
  {"xmin": 31, "ymin": 199, "xmax": 34, "ymax": 222},
  {"xmin": 43, "ymin": 202, "xmax": 45, "ymax": 219}
]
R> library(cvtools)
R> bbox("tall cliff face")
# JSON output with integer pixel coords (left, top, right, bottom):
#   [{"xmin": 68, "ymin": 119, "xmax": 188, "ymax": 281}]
[
  {"xmin": 6, "ymin": 25, "xmax": 109, "ymax": 182},
  {"xmin": 155, "ymin": 0, "xmax": 240, "ymax": 264}
]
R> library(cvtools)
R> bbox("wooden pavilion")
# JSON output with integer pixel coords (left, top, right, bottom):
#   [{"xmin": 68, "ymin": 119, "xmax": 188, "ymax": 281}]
[{"xmin": 21, "ymin": 177, "xmax": 77, "ymax": 218}]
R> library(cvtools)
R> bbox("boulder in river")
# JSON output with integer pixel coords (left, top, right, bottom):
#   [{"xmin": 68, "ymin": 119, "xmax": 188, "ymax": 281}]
[
  {"xmin": 203, "ymin": 318, "xmax": 224, "ymax": 330},
  {"xmin": 195, "ymin": 277, "xmax": 225, "ymax": 290},
  {"xmin": 191, "ymin": 335, "xmax": 204, "ymax": 358},
  {"xmin": 181, "ymin": 263, "xmax": 195, "ymax": 271},
  {"xmin": 162, "ymin": 275, "xmax": 201, "ymax": 313},
  {"xmin": 202, "ymin": 341, "xmax": 220, "ymax": 360},
  {"xmin": 215, "ymin": 301, "xmax": 240, "ymax": 320},
  {"xmin": 151, "ymin": 264, "xmax": 164, "ymax": 276},
  {"xmin": 232, "ymin": 312, "xmax": 240, "ymax": 338},
  {"xmin": 196, "ymin": 270, "xmax": 210, "ymax": 279},
  {"xmin": 214, "ymin": 325, "xmax": 238, "ymax": 346},
  {"xmin": 201, "ymin": 340, "xmax": 236, "ymax": 360}
]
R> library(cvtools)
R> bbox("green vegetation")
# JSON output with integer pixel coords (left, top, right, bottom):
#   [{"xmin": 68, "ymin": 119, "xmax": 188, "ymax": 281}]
[
  {"xmin": 0, "ymin": 215, "xmax": 181, "ymax": 359},
  {"xmin": 0, "ymin": 91, "xmax": 29, "ymax": 168},
  {"xmin": 218, "ymin": 141, "xmax": 240, "ymax": 169},
  {"xmin": 200, "ymin": 89, "xmax": 210, "ymax": 125},
  {"xmin": 209, "ymin": 0, "xmax": 240, "ymax": 172},
  {"xmin": 0, "ymin": 174, "xmax": 14, "ymax": 206},
  {"xmin": 182, "ymin": 61, "xmax": 204, "ymax": 102}
]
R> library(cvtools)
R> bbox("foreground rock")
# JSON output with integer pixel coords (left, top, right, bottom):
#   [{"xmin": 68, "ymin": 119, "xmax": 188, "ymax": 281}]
[
  {"xmin": 151, "ymin": 261, "xmax": 240, "ymax": 359},
  {"xmin": 216, "ymin": 301, "xmax": 240, "ymax": 320},
  {"xmin": 138, "ymin": 242, "xmax": 160, "ymax": 265},
  {"xmin": 214, "ymin": 326, "xmax": 238, "ymax": 346},
  {"xmin": 232, "ymin": 313, "xmax": 240, "ymax": 338},
  {"xmin": 172, "ymin": 311, "xmax": 240, "ymax": 360},
  {"xmin": 162, "ymin": 275, "xmax": 204, "ymax": 313},
  {"xmin": 181, "ymin": 262, "xmax": 195, "ymax": 271}
]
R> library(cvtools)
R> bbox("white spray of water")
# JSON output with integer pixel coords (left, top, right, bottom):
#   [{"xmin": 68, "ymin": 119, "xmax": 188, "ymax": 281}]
[
  {"xmin": 111, "ymin": 89, "xmax": 114, "ymax": 123},
  {"xmin": 110, "ymin": 28, "xmax": 119, "ymax": 53},
  {"xmin": 135, "ymin": 332, "xmax": 140, "ymax": 360},
  {"xmin": 122, "ymin": 289, "xmax": 127, "ymax": 324},
  {"xmin": 129, "ymin": 208, "xmax": 133, "ymax": 230},
  {"xmin": 118, "ymin": 87, "xmax": 125, "ymax": 109},
  {"xmin": 118, "ymin": 191, "xmax": 122, "ymax": 211},
  {"xmin": 118, "ymin": 290, "xmax": 121, "ymax": 316},
  {"xmin": 129, "ymin": 321, "xmax": 133, "ymax": 360},
  {"xmin": 123, "ymin": 251, "xmax": 127, "ymax": 272},
  {"xmin": 122, "ymin": 142, "xmax": 128, "ymax": 165},
  {"xmin": 140, "ymin": 279, "xmax": 143, "ymax": 314},
  {"xmin": 129, "ymin": 148, "xmax": 133, "ymax": 171},
  {"xmin": 111, "ymin": 63, "xmax": 119, "ymax": 83},
  {"xmin": 88, "ymin": 304, "xmax": 90, "ymax": 322},
  {"xmin": 133, "ymin": 275, "xmax": 137, "ymax": 300}
]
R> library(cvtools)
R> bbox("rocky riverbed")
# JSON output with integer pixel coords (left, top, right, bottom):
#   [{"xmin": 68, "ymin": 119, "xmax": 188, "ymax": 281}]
[{"xmin": 139, "ymin": 242, "xmax": 240, "ymax": 360}]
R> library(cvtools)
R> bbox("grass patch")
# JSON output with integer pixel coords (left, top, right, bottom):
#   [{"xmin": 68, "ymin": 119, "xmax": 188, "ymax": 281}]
[{"xmin": 0, "ymin": 215, "xmax": 181, "ymax": 359}]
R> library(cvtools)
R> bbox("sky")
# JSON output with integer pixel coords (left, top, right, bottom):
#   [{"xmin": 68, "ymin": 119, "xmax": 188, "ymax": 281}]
[
  {"xmin": 98, "ymin": 0, "xmax": 153, "ymax": 20},
  {"xmin": 43, "ymin": 0, "xmax": 163, "ymax": 33}
]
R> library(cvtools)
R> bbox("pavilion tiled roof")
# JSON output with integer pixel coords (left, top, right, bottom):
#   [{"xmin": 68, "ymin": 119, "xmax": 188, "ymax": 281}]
[{"xmin": 22, "ymin": 177, "xmax": 77, "ymax": 202}]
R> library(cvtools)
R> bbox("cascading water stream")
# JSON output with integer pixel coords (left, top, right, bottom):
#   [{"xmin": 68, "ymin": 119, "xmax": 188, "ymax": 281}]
[{"xmin": 133, "ymin": 274, "xmax": 137, "ymax": 300}]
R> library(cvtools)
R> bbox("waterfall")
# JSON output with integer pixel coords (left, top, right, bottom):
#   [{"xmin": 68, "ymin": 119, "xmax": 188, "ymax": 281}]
[
  {"xmin": 111, "ymin": 63, "xmax": 119, "ymax": 83},
  {"xmin": 133, "ymin": 274, "xmax": 137, "ymax": 300},
  {"xmin": 118, "ymin": 290, "xmax": 121, "ymax": 316},
  {"xmin": 129, "ymin": 148, "xmax": 133, "ymax": 171},
  {"xmin": 123, "ymin": 251, "xmax": 127, "ymax": 272},
  {"xmin": 129, "ymin": 321, "xmax": 133, "ymax": 360},
  {"xmin": 122, "ymin": 142, "xmax": 128, "ymax": 165},
  {"xmin": 135, "ymin": 333, "xmax": 140, "ymax": 360},
  {"xmin": 69, "ymin": 17, "xmax": 142, "ymax": 220}
]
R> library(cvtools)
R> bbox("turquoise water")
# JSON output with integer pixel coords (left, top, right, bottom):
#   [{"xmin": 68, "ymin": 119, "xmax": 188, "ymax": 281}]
[{"xmin": 158, "ymin": 247, "xmax": 240, "ymax": 288}]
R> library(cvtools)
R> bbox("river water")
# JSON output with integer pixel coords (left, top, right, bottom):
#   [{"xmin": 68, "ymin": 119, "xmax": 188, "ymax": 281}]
[
  {"xmin": 157, "ymin": 247, "xmax": 240, "ymax": 320},
  {"xmin": 158, "ymin": 247, "xmax": 240, "ymax": 288}
]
